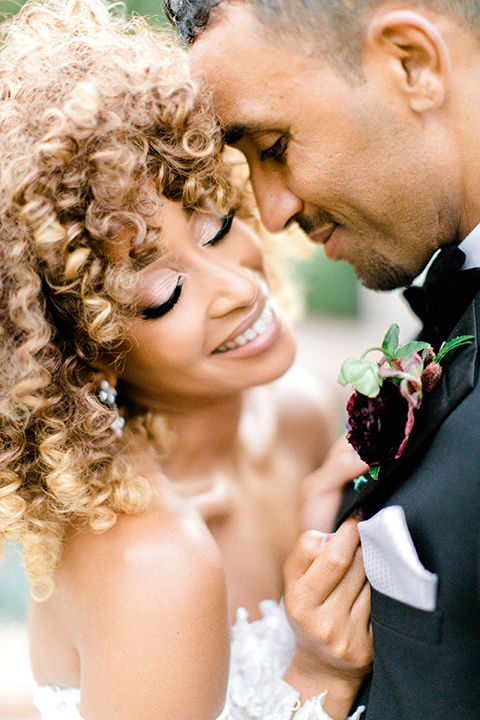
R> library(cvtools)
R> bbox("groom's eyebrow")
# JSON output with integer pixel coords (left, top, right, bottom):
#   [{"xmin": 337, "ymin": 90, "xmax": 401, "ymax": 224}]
[
  {"xmin": 224, "ymin": 123, "xmax": 252, "ymax": 145},
  {"xmin": 223, "ymin": 122, "xmax": 271, "ymax": 145}
]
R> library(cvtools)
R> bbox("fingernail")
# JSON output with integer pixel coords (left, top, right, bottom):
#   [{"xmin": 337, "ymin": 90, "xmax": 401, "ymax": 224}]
[
  {"xmin": 321, "ymin": 533, "xmax": 333, "ymax": 546},
  {"xmin": 303, "ymin": 530, "xmax": 325, "ymax": 553},
  {"xmin": 355, "ymin": 507, "xmax": 366, "ymax": 520}
]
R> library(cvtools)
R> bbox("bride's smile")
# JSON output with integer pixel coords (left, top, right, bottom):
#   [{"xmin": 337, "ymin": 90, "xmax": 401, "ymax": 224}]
[
  {"xmin": 213, "ymin": 288, "xmax": 279, "ymax": 355},
  {"xmin": 119, "ymin": 198, "xmax": 296, "ymax": 411}
]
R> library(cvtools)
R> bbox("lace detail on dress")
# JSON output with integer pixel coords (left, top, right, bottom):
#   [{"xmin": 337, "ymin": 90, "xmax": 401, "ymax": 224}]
[
  {"xmin": 33, "ymin": 601, "xmax": 364, "ymax": 720},
  {"xmin": 228, "ymin": 600, "xmax": 297, "ymax": 718},
  {"xmin": 33, "ymin": 686, "xmax": 82, "ymax": 719},
  {"xmin": 227, "ymin": 600, "xmax": 365, "ymax": 720}
]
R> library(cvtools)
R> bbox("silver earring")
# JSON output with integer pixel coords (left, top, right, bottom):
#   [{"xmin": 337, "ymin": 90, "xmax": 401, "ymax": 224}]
[{"xmin": 98, "ymin": 379, "xmax": 125, "ymax": 437}]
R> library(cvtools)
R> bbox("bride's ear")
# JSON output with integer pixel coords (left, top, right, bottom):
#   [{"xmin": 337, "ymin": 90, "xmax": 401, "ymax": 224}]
[
  {"xmin": 91, "ymin": 363, "xmax": 118, "ymax": 389},
  {"xmin": 363, "ymin": 9, "xmax": 451, "ymax": 114}
]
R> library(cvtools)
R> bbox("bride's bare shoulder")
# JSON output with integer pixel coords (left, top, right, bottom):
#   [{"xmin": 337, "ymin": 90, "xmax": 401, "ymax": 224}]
[
  {"xmin": 39, "ymin": 502, "xmax": 230, "ymax": 720},
  {"xmin": 62, "ymin": 500, "xmax": 224, "ymax": 595},
  {"xmin": 60, "ymin": 499, "xmax": 228, "ymax": 640}
]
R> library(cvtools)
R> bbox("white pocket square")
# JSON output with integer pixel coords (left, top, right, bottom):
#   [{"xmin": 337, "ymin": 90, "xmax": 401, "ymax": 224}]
[{"xmin": 358, "ymin": 505, "xmax": 438, "ymax": 611}]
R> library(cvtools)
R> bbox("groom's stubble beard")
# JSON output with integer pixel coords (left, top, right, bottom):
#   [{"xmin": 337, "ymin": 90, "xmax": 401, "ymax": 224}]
[
  {"xmin": 296, "ymin": 209, "xmax": 418, "ymax": 292},
  {"xmin": 356, "ymin": 252, "xmax": 417, "ymax": 292},
  {"xmin": 355, "ymin": 203, "xmax": 462, "ymax": 291}
]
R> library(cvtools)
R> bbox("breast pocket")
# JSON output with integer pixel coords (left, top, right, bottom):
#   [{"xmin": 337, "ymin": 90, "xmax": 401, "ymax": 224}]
[
  {"xmin": 359, "ymin": 505, "xmax": 438, "ymax": 611},
  {"xmin": 371, "ymin": 587, "xmax": 443, "ymax": 645}
]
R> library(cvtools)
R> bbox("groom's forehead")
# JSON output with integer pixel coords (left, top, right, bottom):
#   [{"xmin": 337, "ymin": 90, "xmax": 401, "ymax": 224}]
[
  {"xmin": 190, "ymin": 5, "xmax": 317, "ymax": 130},
  {"xmin": 189, "ymin": 3, "xmax": 268, "ymax": 91}
]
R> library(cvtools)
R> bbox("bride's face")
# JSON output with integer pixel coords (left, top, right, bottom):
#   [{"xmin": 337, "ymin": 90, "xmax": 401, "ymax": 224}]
[{"xmin": 118, "ymin": 199, "xmax": 296, "ymax": 410}]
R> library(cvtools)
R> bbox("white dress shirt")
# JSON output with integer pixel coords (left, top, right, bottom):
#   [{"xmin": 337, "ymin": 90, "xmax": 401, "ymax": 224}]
[{"xmin": 458, "ymin": 222, "xmax": 480, "ymax": 269}]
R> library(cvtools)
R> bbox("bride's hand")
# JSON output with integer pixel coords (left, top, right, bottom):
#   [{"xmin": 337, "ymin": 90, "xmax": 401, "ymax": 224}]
[
  {"xmin": 283, "ymin": 517, "xmax": 372, "ymax": 720},
  {"xmin": 301, "ymin": 436, "xmax": 368, "ymax": 532}
]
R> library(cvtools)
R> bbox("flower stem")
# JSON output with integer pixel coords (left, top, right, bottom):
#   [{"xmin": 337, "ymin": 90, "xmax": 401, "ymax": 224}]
[{"xmin": 360, "ymin": 347, "xmax": 389, "ymax": 361}]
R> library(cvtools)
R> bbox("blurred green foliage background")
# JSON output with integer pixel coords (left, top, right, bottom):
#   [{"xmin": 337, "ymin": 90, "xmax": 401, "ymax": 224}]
[
  {"xmin": 0, "ymin": 0, "xmax": 169, "ymax": 24},
  {"xmin": 293, "ymin": 248, "xmax": 358, "ymax": 316},
  {"xmin": 0, "ymin": 543, "xmax": 28, "ymax": 622}
]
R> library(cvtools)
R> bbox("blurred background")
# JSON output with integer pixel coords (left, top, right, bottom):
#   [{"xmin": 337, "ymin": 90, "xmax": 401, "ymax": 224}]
[{"xmin": 0, "ymin": 1, "xmax": 422, "ymax": 718}]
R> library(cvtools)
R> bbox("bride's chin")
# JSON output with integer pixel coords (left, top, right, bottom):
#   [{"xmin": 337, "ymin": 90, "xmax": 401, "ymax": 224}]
[{"xmin": 245, "ymin": 324, "xmax": 297, "ymax": 387}]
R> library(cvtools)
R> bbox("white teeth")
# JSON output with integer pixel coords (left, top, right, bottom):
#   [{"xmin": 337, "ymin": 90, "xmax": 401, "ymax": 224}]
[
  {"xmin": 253, "ymin": 318, "xmax": 267, "ymax": 335},
  {"xmin": 215, "ymin": 298, "xmax": 274, "ymax": 354}
]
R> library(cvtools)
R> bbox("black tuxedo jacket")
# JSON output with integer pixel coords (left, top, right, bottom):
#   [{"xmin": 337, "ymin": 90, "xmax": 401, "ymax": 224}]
[{"xmin": 338, "ymin": 293, "xmax": 480, "ymax": 719}]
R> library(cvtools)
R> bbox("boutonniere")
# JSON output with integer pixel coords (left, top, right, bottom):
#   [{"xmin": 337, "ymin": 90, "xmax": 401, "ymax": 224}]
[{"xmin": 338, "ymin": 323, "xmax": 473, "ymax": 486}]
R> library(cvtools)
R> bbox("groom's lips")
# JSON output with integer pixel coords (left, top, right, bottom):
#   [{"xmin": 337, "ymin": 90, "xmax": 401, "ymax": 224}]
[{"xmin": 308, "ymin": 223, "xmax": 338, "ymax": 259}]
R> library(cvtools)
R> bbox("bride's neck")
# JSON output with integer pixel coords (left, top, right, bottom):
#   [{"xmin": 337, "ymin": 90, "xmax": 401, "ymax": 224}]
[{"xmin": 160, "ymin": 393, "xmax": 246, "ymax": 478}]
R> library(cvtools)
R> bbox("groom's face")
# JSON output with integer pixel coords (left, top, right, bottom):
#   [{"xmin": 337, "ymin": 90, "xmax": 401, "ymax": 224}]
[{"xmin": 190, "ymin": 3, "xmax": 460, "ymax": 291}]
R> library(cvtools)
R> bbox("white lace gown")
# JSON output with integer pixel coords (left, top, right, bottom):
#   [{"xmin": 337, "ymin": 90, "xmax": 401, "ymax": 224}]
[{"xmin": 33, "ymin": 600, "xmax": 365, "ymax": 720}]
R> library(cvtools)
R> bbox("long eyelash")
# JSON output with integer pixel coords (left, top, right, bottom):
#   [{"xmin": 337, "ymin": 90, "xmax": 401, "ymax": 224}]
[
  {"xmin": 141, "ymin": 278, "xmax": 183, "ymax": 320},
  {"xmin": 204, "ymin": 211, "xmax": 235, "ymax": 246},
  {"xmin": 260, "ymin": 136, "xmax": 288, "ymax": 163}
]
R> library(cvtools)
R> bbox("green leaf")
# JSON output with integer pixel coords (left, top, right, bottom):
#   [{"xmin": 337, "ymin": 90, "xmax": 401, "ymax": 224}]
[
  {"xmin": 368, "ymin": 465, "xmax": 381, "ymax": 481},
  {"xmin": 337, "ymin": 357, "xmax": 383, "ymax": 397},
  {"xmin": 395, "ymin": 340, "xmax": 430, "ymax": 358},
  {"xmin": 436, "ymin": 335, "xmax": 474, "ymax": 363},
  {"xmin": 381, "ymin": 323, "xmax": 400, "ymax": 357}
]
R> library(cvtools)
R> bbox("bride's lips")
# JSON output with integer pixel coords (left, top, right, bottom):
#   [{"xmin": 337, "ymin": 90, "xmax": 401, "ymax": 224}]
[
  {"xmin": 220, "ymin": 294, "xmax": 267, "ymax": 346},
  {"xmin": 212, "ymin": 291, "xmax": 281, "ymax": 358},
  {"xmin": 308, "ymin": 223, "xmax": 339, "ymax": 260}
]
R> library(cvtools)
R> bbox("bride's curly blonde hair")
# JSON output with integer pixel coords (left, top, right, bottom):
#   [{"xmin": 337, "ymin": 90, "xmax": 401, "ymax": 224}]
[{"xmin": 0, "ymin": 0, "xmax": 234, "ymax": 598}]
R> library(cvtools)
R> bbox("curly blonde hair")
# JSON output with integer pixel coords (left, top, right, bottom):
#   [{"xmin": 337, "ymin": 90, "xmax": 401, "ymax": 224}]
[{"xmin": 0, "ymin": 0, "xmax": 233, "ymax": 598}]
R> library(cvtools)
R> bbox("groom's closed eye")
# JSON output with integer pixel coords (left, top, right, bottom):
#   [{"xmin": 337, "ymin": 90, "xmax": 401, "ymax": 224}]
[{"xmin": 260, "ymin": 135, "xmax": 289, "ymax": 163}]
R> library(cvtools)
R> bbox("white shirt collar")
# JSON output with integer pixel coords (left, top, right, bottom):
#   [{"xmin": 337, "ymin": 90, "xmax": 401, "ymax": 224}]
[
  {"xmin": 458, "ymin": 223, "xmax": 480, "ymax": 270},
  {"xmin": 412, "ymin": 222, "xmax": 480, "ymax": 286}
]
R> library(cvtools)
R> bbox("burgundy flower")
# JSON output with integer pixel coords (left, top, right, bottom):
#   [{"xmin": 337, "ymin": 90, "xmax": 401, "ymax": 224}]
[
  {"xmin": 339, "ymin": 324, "xmax": 473, "ymax": 482},
  {"xmin": 346, "ymin": 379, "xmax": 409, "ymax": 466}
]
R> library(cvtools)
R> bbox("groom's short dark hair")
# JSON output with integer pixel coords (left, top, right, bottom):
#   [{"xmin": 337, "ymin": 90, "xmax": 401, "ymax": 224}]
[{"xmin": 165, "ymin": 0, "xmax": 480, "ymax": 76}]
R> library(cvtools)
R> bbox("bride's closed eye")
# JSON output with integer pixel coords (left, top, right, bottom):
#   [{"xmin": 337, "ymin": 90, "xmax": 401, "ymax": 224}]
[
  {"xmin": 140, "ymin": 211, "xmax": 236, "ymax": 320},
  {"xmin": 141, "ymin": 277, "xmax": 184, "ymax": 320},
  {"xmin": 202, "ymin": 211, "xmax": 235, "ymax": 246}
]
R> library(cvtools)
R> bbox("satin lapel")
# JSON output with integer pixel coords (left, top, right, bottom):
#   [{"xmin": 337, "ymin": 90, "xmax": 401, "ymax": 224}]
[{"xmin": 336, "ymin": 298, "xmax": 480, "ymax": 527}]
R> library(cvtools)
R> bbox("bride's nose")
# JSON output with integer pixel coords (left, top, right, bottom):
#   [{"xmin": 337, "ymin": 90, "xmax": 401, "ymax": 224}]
[{"xmin": 207, "ymin": 263, "xmax": 260, "ymax": 318}]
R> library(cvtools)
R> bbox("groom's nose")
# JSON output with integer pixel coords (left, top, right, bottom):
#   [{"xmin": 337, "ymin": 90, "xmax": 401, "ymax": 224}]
[{"xmin": 248, "ymin": 163, "xmax": 303, "ymax": 233}]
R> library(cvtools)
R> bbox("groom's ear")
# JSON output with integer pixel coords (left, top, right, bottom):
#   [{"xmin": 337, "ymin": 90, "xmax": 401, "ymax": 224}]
[{"xmin": 362, "ymin": 10, "xmax": 451, "ymax": 114}]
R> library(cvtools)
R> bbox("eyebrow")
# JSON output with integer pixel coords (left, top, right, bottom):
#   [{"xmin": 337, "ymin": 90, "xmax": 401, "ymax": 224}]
[
  {"xmin": 223, "ymin": 123, "xmax": 252, "ymax": 145},
  {"xmin": 223, "ymin": 122, "xmax": 273, "ymax": 146}
]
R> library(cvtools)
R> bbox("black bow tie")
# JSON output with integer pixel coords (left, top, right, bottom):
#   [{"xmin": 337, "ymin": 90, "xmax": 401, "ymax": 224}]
[{"xmin": 403, "ymin": 246, "xmax": 480, "ymax": 350}]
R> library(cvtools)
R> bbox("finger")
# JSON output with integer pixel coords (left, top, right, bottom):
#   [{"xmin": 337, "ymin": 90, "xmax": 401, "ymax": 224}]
[
  {"xmin": 283, "ymin": 530, "xmax": 333, "ymax": 588},
  {"xmin": 302, "ymin": 449, "xmax": 369, "ymax": 498},
  {"xmin": 291, "ymin": 517, "xmax": 361, "ymax": 604},
  {"xmin": 350, "ymin": 582, "xmax": 373, "ymax": 667},
  {"xmin": 320, "ymin": 544, "xmax": 367, "ymax": 614},
  {"xmin": 350, "ymin": 580, "xmax": 371, "ymax": 631},
  {"xmin": 301, "ymin": 487, "xmax": 343, "ymax": 533},
  {"xmin": 327, "ymin": 434, "xmax": 358, "ymax": 459}
]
